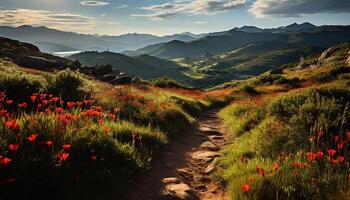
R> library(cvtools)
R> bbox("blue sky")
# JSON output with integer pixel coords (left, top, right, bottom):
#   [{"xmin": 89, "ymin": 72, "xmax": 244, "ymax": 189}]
[{"xmin": 0, "ymin": 0, "xmax": 349, "ymax": 36}]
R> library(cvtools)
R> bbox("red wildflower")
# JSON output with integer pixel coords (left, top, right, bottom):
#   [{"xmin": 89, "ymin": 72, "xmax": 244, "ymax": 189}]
[
  {"xmin": 52, "ymin": 97, "xmax": 59, "ymax": 103},
  {"xmin": 5, "ymin": 120, "xmax": 20, "ymax": 132},
  {"xmin": 58, "ymin": 153, "xmax": 69, "ymax": 162},
  {"xmin": 91, "ymin": 156, "xmax": 97, "ymax": 161},
  {"xmin": 337, "ymin": 156, "xmax": 345, "ymax": 163},
  {"xmin": 318, "ymin": 130, "xmax": 324, "ymax": 138},
  {"xmin": 241, "ymin": 184, "xmax": 250, "ymax": 193},
  {"xmin": 306, "ymin": 152, "xmax": 317, "ymax": 162},
  {"xmin": 334, "ymin": 136, "xmax": 340, "ymax": 142},
  {"xmin": 62, "ymin": 144, "xmax": 71, "ymax": 150},
  {"xmin": 67, "ymin": 102, "xmax": 76, "ymax": 109},
  {"xmin": 337, "ymin": 141, "xmax": 345, "ymax": 151},
  {"xmin": 30, "ymin": 95, "xmax": 37, "ymax": 102},
  {"xmin": 8, "ymin": 144, "xmax": 20, "ymax": 151},
  {"xmin": 294, "ymin": 161, "xmax": 302, "ymax": 169},
  {"xmin": 327, "ymin": 149, "xmax": 337, "ymax": 157},
  {"xmin": 301, "ymin": 163, "xmax": 308, "ymax": 169},
  {"xmin": 316, "ymin": 151, "xmax": 324, "ymax": 158},
  {"xmin": 55, "ymin": 107, "xmax": 64, "ymax": 113},
  {"xmin": 256, "ymin": 166, "xmax": 265, "ymax": 177},
  {"xmin": 346, "ymin": 131, "xmax": 350, "ymax": 139},
  {"xmin": 46, "ymin": 140, "xmax": 53, "ymax": 147},
  {"xmin": 294, "ymin": 171, "xmax": 300, "ymax": 177},
  {"xmin": 27, "ymin": 133, "xmax": 39, "ymax": 142},
  {"xmin": 18, "ymin": 103, "xmax": 27, "ymax": 108},
  {"xmin": 1, "ymin": 157, "xmax": 12, "ymax": 166},
  {"xmin": 272, "ymin": 163, "xmax": 280, "ymax": 172},
  {"xmin": 98, "ymin": 119, "xmax": 104, "ymax": 125},
  {"xmin": 5, "ymin": 100, "xmax": 13, "ymax": 105}
]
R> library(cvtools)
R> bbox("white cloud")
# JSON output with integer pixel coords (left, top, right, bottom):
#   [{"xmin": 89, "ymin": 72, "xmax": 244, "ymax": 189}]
[
  {"xmin": 116, "ymin": 5, "xmax": 128, "ymax": 9},
  {"xmin": 80, "ymin": 1, "xmax": 110, "ymax": 6},
  {"xmin": 133, "ymin": 0, "xmax": 245, "ymax": 20},
  {"xmin": 250, "ymin": 0, "xmax": 350, "ymax": 18},
  {"xmin": 0, "ymin": 8, "xmax": 97, "ymax": 32}
]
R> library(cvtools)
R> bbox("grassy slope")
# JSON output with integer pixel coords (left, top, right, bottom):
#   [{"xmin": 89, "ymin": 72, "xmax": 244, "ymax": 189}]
[
  {"xmin": 216, "ymin": 44, "xmax": 350, "ymax": 199},
  {"xmin": 0, "ymin": 58, "xmax": 233, "ymax": 199}
]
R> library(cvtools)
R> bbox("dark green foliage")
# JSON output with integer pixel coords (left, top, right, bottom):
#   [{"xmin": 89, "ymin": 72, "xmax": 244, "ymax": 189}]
[
  {"xmin": 240, "ymin": 84, "xmax": 259, "ymax": 95},
  {"xmin": 264, "ymin": 87, "xmax": 350, "ymax": 156},
  {"xmin": 151, "ymin": 77, "xmax": 192, "ymax": 89},
  {"xmin": 0, "ymin": 73, "xmax": 41, "ymax": 102},
  {"xmin": 314, "ymin": 66, "xmax": 350, "ymax": 82},
  {"xmin": 46, "ymin": 69, "xmax": 90, "ymax": 101}
]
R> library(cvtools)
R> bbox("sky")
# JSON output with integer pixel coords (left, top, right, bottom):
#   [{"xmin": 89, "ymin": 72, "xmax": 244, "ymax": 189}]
[{"xmin": 0, "ymin": 0, "xmax": 349, "ymax": 36}]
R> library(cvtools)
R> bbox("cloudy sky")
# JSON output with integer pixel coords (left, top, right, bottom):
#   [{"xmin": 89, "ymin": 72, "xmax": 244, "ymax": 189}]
[{"xmin": 0, "ymin": 0, "xmax": 349, "ymax": 36}]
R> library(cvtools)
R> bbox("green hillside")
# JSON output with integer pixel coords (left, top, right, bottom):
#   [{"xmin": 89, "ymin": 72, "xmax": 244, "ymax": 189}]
[{"xmin": 68, "ymin": 51, "xmax": 188, "ymax": 81}]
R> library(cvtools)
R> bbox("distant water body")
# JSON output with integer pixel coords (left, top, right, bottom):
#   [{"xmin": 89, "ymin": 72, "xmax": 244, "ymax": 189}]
[{"xmin": 53, "ymin": 51, "xmax": 81, "ymax": 57}]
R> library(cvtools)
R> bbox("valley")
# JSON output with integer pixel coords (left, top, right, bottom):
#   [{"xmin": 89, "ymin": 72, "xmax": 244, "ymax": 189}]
[{"xmin": 0, "ymin": 18, "xmax": 350, "ymax": 200}]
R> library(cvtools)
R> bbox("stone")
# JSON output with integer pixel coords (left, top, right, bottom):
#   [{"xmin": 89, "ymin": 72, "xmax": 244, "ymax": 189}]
[
  {"xmin": 192, "ymin": 151, "xmax": 219, "ymax": 163},
  {"xmin": 161, "ymin": 183, "xmax": 199, "ymax": 200},
  {"xmin": 205, "ymin": 158, "xmax": 218, "ymax": 174},
  {"xmin": 201, "ymin": 130, "xmax": 222, "ymax": 136},
  {"xmin": 177, "ymin": 169, "xmax": 193, "ymax": 181},
  {"xmin": 110, "ymin": 75, "xmax": 132, "ymax": 85},
  {"xmin": 162, "ymin": 177, "xmax": 181, "ymax": 184},
  {"xmin": 208, "ymin": 135, "xmax": 224, "ymax": 141},
  {"xmin": 99, "ymin": 74, "xmax": 116, "ymax": 82},
  {"xmin": 200, "ymin": 141, "xmax": 220, "ymax": 151}
]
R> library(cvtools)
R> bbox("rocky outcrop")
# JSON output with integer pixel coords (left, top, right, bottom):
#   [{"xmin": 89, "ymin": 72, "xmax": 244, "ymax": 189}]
[
  {"xmin": 0, "ymin": 37, "xmax": 81, "ymax": 70},
  {"xmin": 0, "ymin": 37, "xmax": 141, "ymax": 86}
]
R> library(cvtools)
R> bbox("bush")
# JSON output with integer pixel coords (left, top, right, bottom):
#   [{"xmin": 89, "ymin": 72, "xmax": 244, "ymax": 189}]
[
  {"xmin": 151, "ymin": 77, "xmax": 192, "ymax": 89},
  {"xmin": 46, "ymin": 69, "xmax": 90, "ymax": 101},
  {"xmin": 314, "ymin": 66, "xmax": 350, "ymax": 82},
  {"xmin": 240, "ymin": 84, "xmax": 259, "ymax": 96},
  {"xmin": 0, "ymin": 73, "xmax": 41, "ymax": 102}
]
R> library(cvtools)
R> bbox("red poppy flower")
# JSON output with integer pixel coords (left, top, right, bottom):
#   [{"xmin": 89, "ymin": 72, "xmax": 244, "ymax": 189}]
[
  {"xmin": 301, "ymin": 163, "xmax": 308, "ymax": 169},
  {"xmin": 18, "ymin": 103, "xmax": 27, "ymax": 108},
  {"xmin": 8, "ymin": 144, "xmax": 20, "ymax": 151},
  {"xmin": 62, "ymin": 144, "xmax": 71, "ymax": 150},
  {"xmin": 306, "ymin": 152, "xmax": 317, "ymax": 162},
  {"xmin": 327, "ymin": 149, "xmax": 337, "ymax": 157},
  {"xmin": 1, "ymin": 157, "xmax": 12, "ymax": 166},
  {"xmin": 30, "ymin": 95, "xmax": 37, "ymax": 102},
  {"xmin": 272, "ymin": 163, "xmax": 279, "ymax": 172},
  {"xmin": 337, "ymin": 141, "xmax": 344, "ymax": 151},
  {"xmin": 346, "ymin": 132, "xmax": 350, "ymax": 139},
  {"xmin": 58, "ymin": 153, "xmax": 69, "ymax": 161},
  {"xmin": 294, "ymin": 171, "xmax": 300, "ymax": 177},
  {"xmin": 52, "ymin": 97, "xmax": 59, "ymax": 103},
  {"xmin": 91, "ymin": 156, "xmax": 97, "ymax": 161},
  {"xmin": 316, "ymin": 151, "xmax": 324, "ymax": 158},
  {"xmin": 318, "ymin": 130, "xmax": 324, "ymax": 138},
  {"xmin": 27, "ymin": 133, "xmax": 39, "ymax": 142},
  {"xmin": 67, "ymin": 102, "xmax": 76, "ymax": 108},
  {"xmin": 334, "ymin": 136, "xmax": 340, "ymax": 142},
  {"xmin": 5, "ymin": 120, "xmax": 20, "ymax": 132},
  {"xmin": 55, "ymin": 107, "xmax": 63, "ymax": 113},
  {"xmin": 337, "ymin": 156, "xmax": 345, "ymax": 163},
  {"xmin": 256, "ymin": 166, "xmax": 265, "ymax": 177},
  {"xmin": 5, "ymin": 100, "xmax": 13, "ymax": 105},
  {"xmin": 241, "ymin": 184, "xmax": 250, "ymax": 193},
  {"xmin": 46, "ymin": 140, "xmax": 53, "ymax": 147}
]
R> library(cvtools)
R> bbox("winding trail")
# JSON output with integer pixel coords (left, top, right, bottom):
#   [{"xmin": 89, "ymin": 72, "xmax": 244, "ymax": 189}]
[{"xmin": 125, "ymin": 109, "xmax": 230, "ymax": 200}]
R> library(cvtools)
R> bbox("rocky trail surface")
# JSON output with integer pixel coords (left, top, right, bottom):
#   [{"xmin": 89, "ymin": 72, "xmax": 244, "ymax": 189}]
[{"xmin": 125, "ymin": 109, "xmax": 230, "ymax": 200}]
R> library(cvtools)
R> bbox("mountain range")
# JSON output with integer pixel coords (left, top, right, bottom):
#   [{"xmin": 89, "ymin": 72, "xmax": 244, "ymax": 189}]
[{"xmin": 0, "ymin": 25, "xmax": 203, "ymax": 53}]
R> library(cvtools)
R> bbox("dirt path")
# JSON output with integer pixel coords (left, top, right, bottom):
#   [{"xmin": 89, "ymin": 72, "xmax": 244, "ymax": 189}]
[{"xmin": 125, "ymin": 109, "xmax": 230, "ymax": 200}]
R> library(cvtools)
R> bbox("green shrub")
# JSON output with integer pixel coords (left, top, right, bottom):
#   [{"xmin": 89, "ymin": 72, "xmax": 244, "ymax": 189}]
[
  {"xmin": 151, "ymin": 77, "xmax": 192, "ymax": 89},
  {"xmin": 0, "ymin": 73, "xmax": 41, "ymax": 102},
  {"xmin": 46, "ymin": 69, "xmax": 90, "ymax": 101},
  {"xmin": 240, "ymin": 84, "xmax": 259, "ymax": 96}
]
